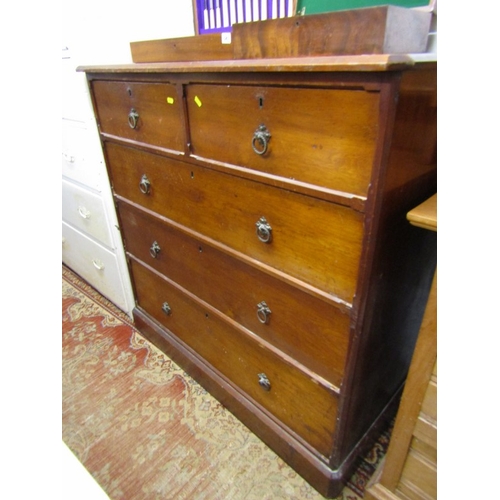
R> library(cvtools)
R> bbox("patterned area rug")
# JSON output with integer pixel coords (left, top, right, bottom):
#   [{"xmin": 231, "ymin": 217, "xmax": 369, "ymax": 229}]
[{"xmin": 62, "ymin": 265, "xmax": 390, "ymax": 499}]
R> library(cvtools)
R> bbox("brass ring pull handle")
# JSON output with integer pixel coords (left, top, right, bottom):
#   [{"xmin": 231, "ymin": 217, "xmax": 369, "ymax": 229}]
[
  {"xmin": 252, "ymin": 125, "xmax": 271, "ymax": 155},
  {"xmin": 257, "ymin": 301, "xmax": 272, "ymax": 325},
  {"xmin": 139, "ymin": 174, "xmax": 151, "ymax": 195},
  {"xmin": 258, "ymin": 373, "xmax": 271, "ymax": 391},
  {"xmin": 255, "ymin": 217, "xmax": 272, "ymax": 243},
  {"xmin": 149, "ymin": 241, "xmax": 161, "ymax": 259},
  {"xmin": 128, "ymin": 108, "xmax": 139, "ymax": 129},
  {"xmin": 162, "ymin": 302, "xmax": 172, "ymax": 316}
]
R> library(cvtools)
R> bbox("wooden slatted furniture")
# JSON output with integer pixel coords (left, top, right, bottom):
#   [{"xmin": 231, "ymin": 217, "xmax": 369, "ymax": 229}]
[
  {"xmin": 79, "ymin": 55, "xmax": 437, "ymax": 497},
  {"xmin": 365, "ymin": 193, "xmax": 437, "ymax": 500}
]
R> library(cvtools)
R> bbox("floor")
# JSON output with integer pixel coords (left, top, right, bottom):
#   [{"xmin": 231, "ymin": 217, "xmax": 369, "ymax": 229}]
[{"xmin": 62, "ymin": 265, "xmax": 390, "ymax": 499}]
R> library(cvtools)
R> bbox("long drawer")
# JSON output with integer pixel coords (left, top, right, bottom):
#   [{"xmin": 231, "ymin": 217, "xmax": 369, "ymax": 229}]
[
  {"xmin": 186, "ymin": 84, "xmax": 379, "ymax": 197},
  {"xmin": 62, "ymin": 221, "xmax": 128, "ymax": 311},
  {"xmin": 119, "ymin": 201, "xmax": 350, "ymax": 387},
  {"xmin": 130, "ymin": 258, "xmax": 339, "ymax": 457},
  {"xmin": 92, "ymin": 80, "xmax": 185, "ymax": 153},
  {"xmin": 62, "ymin": 179, "xmax": 113, "ymax": 248},
  {"xmin": 106, "ymin": 142, "xmax": 364, "ymax": 303}
]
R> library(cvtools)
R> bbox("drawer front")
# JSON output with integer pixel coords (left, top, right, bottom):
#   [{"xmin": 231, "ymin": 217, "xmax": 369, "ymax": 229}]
[
  {"xmin": 106, "ymin": 142, "xmax": 364, "ymax": 303},
  {"xmin": 119, "ymin": 202, "xmax": 350, "ymax": 387},
  {"xmin": 62, "ymin": 179, "xmax": 113, "ymax": 247},
  {"xmin": 62, "ymin": 120, "xmax": 103, "ymax": 190},
  {"xmin": 62, "ymin": 221, "xmax": 128, "ymax": 311},
  {"xmin": 92, "ymin": 81, "xmax": 185, "ymax": 152},
  {"xmin": 186, "ymin": 84, "xmax": 379, "ymax": 197},
  {"xmin": 399, "ymin": 448, "xmax": 437, "ymax": 500},
  {"xmin": 131, "ymin": 259, "xmax": 338, "ymax": 457}
]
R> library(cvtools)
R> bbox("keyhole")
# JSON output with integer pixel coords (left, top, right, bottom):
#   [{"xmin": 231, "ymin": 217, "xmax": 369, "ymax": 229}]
[
  {"xmin": 259, "ymin": 97, "xmax": 264, "ymax": 109},
  {"xmin": 127, "ymin": 88, "xmax": 132, "ymax": 97}
]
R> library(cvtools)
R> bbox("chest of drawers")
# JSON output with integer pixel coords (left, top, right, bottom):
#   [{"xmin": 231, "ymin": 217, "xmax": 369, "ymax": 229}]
[{"xmin": 80, "ymin": 55, "xmax": 437, "ymax": 497}]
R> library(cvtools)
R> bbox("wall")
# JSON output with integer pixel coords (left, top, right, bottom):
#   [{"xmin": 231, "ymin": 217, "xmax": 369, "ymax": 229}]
[
  {"xmin": 62, "ymin": 0, "xmax": 195, "ymax": 65},
  {"xmin": 62, "ymin": 0, "xmax": 195, "ymax": 123},
  {"xmin": 61, "ymin": 0, "xmax": 196, "ymax": 315}
]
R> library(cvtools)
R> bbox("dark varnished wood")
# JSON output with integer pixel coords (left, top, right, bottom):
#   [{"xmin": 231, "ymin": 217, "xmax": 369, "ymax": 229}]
[
  {"xmin": 134, "ymin": 303, "xmax": 402, "ymax": 499},
  {"xmin": 77, "ymin": 54, "xmax": 416, "ymax": 75},
  {"xmin": 84, "ymin": 68, "xmax": 403, "ymax": 210},
  {"xmin": 130, "ymin": 258, "xmax": 339, "ymax": 456},
  {"xmin": 118, "ymin": 200, "xmax": 350, "ymax": 388},
  {"xmin": 186, "ymin": 83, "xmax": 379, "ymax": 197},
  {"xmin": 332, "ymin": 66, "xmax": 437, "ymax": 466},
  {"xmin": 105, "ymin": 142, "xmax": 364, "ymax": 304},
  {"xmin": 232, "ymin": 7, "xmax": 431, "ymax": 59},
  {"xmin": 83, "ymin": 58, "xmax": 437, "ymax": 497}
]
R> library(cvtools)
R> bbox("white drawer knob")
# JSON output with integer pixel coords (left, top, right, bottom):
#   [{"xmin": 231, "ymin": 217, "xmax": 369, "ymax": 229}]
[
  {"xmin": 78, "ymin": 206, "xmax": 91, "ymax": 219},
  {"xmin": 92, "ymin": 259, "xmax": 104, "ymax": 270}
]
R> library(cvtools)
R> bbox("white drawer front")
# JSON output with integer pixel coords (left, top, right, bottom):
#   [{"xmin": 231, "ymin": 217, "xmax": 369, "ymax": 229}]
[
  {"xmin": 62, "ymin": 119, "xmax": 104, "ymax": 191},
  {"xmin": 62, "ymin": 221, "xmax": 130, "ymax": 312},
  {"xmin": 62, "ymin": 61, "xmax": 93, "ymax": 122},
  {"xmin": 62, "ymin": 179, "xmax": 114, "ymax": 248}
]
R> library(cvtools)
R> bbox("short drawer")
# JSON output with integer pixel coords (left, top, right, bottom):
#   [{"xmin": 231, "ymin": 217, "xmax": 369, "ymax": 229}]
[
  {"xmin": 62, "ymin": 221, "xmax": 129, "ymax": 312},
  {"xmin": 186, "ymin": 84, "xmax": 379, "ymax": 197},
  {"xmin": 106, "ymin": 142, "xmax": 364, "ymax": 303},
  {"xmin": 62, "ymin": 179, "xmax": 113, "ymax": 247},
  {"xmin": 92, "ymin": 80, "xmax": 185, "ymax": 152},
  {"xmin": 119, "ymin": 202, "xmax": 350, "ymax": 387},
  {"xmin": 130, "ymin": 259, "xmax": 338, "ymax": 457}
]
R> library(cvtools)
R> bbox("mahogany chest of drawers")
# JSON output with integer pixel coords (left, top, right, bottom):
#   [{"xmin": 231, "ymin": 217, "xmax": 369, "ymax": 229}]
[{"xmin": 79, "ymin": 55, "xmax": 437, "ymax": 497}]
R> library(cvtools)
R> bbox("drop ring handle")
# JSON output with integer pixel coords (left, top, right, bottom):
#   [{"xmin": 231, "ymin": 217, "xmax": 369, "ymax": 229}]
[
  {"xmin": 149, "ymin": 241, "xmax": 161, "ymax": 259},
  {"xmin": 139, "ymin": 174, "xmax": 151, "ymax": 195},
  {"xmin": 252, "ymin": 124, "xmax": 271, "ymax": 155},
  {"xmin": 257, "ymin": 301, "xmax": 272, "ymax": 325},
  {"xmin": 128, "ymin": 108, "xmax": 139, "ymax": 129},
  {"xmin": 258, "ymin": 373, "xmax": 271, "ymax": 391},
  {"xmin": 255, "ymin": 217, "xmax": 272, "ymax": 244}
]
